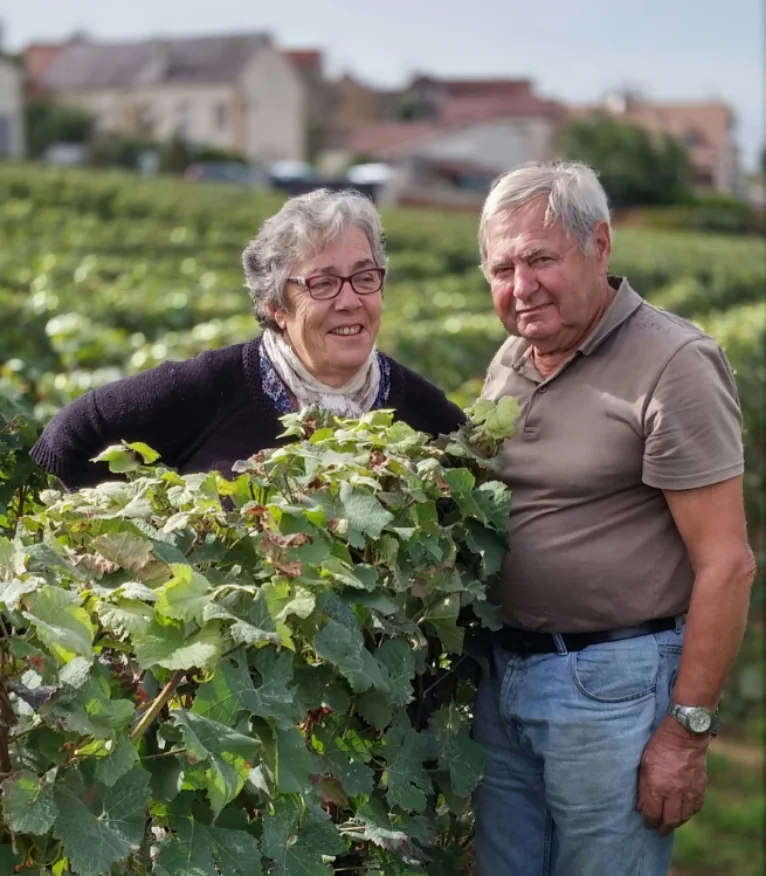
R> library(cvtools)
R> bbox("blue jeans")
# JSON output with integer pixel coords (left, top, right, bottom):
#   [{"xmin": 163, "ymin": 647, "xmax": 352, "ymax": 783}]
[{"xmin": 474, "ymin": 621, "xmax": 685, "ymax": 876}]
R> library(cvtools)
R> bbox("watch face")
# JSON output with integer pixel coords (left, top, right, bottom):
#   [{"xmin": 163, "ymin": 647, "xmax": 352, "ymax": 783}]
[{"xmin": 688, "ymin": 709, "xmax": 712, "ymax": 733}]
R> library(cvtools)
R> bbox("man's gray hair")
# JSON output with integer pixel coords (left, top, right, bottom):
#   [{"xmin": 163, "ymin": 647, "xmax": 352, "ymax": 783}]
[
  {"xmin": 479, "ymin": 161, "xmax": 611, "ymax": 262},
  {"xmin": 242, "ymin": 188, "xmax": 387, "ymax": 331}
]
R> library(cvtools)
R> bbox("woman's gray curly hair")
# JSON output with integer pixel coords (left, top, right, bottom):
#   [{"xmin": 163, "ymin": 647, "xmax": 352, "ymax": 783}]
[{"xmin": 242, "ymin": 188, "xmax": 388, "ymax": 332}]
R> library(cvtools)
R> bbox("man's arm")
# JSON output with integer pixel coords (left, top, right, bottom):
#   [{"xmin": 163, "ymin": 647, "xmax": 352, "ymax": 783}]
[
  {"xmin": 636, "ymin": 475, "xmax": 757, "ymax": 836},
  {"xmin": 664, "ymin": 476, "xmax": 756, "ymax": 710}
]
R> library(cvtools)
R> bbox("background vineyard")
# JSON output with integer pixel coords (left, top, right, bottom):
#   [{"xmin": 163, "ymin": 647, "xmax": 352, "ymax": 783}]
[{"xmin": 1, "ymin": 164, "xmax": 764, "ymax": 874}]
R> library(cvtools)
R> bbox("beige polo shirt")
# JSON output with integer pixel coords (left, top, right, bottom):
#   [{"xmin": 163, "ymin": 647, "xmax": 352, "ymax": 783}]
[{"xmin": 482, "ymin": 277, "xmax": 744, "ymax": 633}]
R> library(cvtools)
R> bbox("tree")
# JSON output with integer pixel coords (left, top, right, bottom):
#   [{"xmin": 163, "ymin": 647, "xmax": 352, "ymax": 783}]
[
  {"xmin": 25, "ymin": 99, "xmax": 95, "ymax": 158},
  {"xmin": 561, "ymin": 115, "xmax": 692, "ymax": 207},
  {"xmin": 158, "ymin": 134, "xmax": 193, "ymax": 174}
]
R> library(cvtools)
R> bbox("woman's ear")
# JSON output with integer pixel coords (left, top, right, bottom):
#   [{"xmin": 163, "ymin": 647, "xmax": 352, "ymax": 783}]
[{"xmin": 267, "ymin": 302, "xmax": 286, "ymax": 330}]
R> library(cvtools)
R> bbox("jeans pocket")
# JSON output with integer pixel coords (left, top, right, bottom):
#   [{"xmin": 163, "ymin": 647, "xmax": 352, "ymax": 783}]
[{"xmin": 570, "ymin": 639, "xmax": 659, "ymax": 703}]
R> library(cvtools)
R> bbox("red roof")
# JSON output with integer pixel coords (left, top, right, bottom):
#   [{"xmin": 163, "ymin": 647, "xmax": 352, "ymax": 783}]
[
  {"xmin": 23, "ymin": 42, "xmax": 66, "ymax": 95},
  {"xmin": 283, "ymin": 49, "xmax": 322, "ymax": 70},
  {"xmin": 344, "ymin": 122, "xmax": 443, "ymax": 156},
  {"xmin": 440, "ymin": 94, "xmax": 564, "ymax": 124},
  {"xmin": 441, "ymin": 78, "xmax": 533, "ymax": 98}
]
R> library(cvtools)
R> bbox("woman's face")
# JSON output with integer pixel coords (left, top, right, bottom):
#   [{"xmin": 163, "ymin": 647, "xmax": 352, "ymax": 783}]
[{"xmin": 271, "ymin": 225, "xmax": 383, "ymax": 387}]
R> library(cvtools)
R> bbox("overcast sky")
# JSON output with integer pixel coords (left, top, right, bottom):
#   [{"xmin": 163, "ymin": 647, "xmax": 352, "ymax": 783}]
[{"xmin": 4, "ymin": 0, "xmax": 763, "ymax": 169}]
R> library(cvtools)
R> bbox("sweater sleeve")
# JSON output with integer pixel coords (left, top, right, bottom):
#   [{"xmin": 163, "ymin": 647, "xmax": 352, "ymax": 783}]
[
  {"xmin": 388, "ymin": 360, "xmax": 467, "ymax": 437},
  {"xmin": 30, "ymin": 346, "xmax": 243, "ymax": 489}
]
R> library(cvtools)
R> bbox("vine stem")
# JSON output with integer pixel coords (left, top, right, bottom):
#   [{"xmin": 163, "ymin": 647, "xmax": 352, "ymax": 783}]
[{"xmin": 129, "ymin": 670, "xmax": 185, "ymax": 743}]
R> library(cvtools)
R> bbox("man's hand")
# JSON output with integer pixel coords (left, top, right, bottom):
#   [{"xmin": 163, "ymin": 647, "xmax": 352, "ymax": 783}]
[{"xmin": 636, "ymin": 716, "xmax": 709, "ymax": 836}]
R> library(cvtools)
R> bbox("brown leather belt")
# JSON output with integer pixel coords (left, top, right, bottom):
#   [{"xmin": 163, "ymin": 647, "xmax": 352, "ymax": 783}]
[{"xmin": 495, "ymin": 616, "xmax": 678, "ymax": 655}]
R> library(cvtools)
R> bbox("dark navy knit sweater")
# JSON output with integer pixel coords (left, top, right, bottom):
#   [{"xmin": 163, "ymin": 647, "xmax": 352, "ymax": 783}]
[{"xmin": 30, "ymin": 337, "xmax": 466, "ymax": 489}]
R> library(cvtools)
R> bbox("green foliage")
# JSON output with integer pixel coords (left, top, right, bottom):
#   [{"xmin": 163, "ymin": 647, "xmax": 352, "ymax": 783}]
[
  {"xmin": 0, "ymin": 164, "xmax": 763, "ymax": 872},
  {"xmin": 634, "ymin": 194, "xmax": 763, "ymax": 235},
  {"xmin": 158, "ymin": 136, "xmax": 194, "ymax": 175},
  {"xmin": 0, "ymin": 404, "xmax": 517, "ymax": 875},
  {"xmin": 25, "ymin": 100, "xmax": 95, "ymax": 158},
  {"xmin": 86, "ymin": 137, "xmax": 159, "ymax": 170},
  {"xmin": 561, "ymin": 115, "xmax": 692, "ymax": 206}
]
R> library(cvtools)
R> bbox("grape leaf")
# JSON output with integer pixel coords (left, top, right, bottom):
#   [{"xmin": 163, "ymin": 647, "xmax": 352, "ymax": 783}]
[
  {"xmin": 53, "ymin": 675, "xmax": 134, "ymax": 739},
  {"xmin": 94, "ymin": 735, "xmax": 139, "ymax": 787},
  {"xmin": 0, "ymin": 576, "xmax": 43, "ymax": 611},
  {"xmin": 204, "ymin": 588, "xmax": 281, "ymax": 648},
  {"xmin": 193, "ymin": 648, "xmax": 300, "ymax": 728},
  {"xmin": 338, "ymin": 482, "xmax": 394, "ymax": 539},
  {"xmin": 52, "ymin": 767, "xmax": 150, "ymax": 876},
  {"xmin": 133, "ymin": 620, "xmax": 222, "ymax": 671},
  {"xmin": 59, "ymin": 656, "xmax": 92, "ymax": 689},
  {"xmin": 96, "ymin": 598, "xmax": 153, "ymax": 636},
  {"xmin": 375, "ymin": 638, "xmax": 415, "ymax": 707},
  {"xmin": 275, "ymin": 726, "xmax": 312, "ymax": 793},
  {"xmin": 1, "ymin": 769, "xmax": 58, "ymax": 835},
  {"xmin": 353, "ymin": 797, "xmax": 425, "ymax": 857},
  {"xmin": 247, "ymin": 647, "xmax": 302, "ymax": 727},
  {"xmin": 155, "ymin": 564, "xmax": 211, "ymax": 624},
  {"xmin": 192, "ymin": 652, "xmax": 251, "ymax": 726},
  {"xmin": 92, "ymin": 532, "xmax": 168, "ymax": 582},
  {"xmin": 23, "ymin": 586, "xmax": 95, "ymax": 664},
  {"xmin": 262, "ymin": 797, "xmax": 346, "ymax": 876},
  {"xmin": 422, "ymin": 594, "xmax": 463, "ymax": 654},
  {"xmin": 382, "ymin": 719, "xmax": 430, "ymax": 813},
  {"xmin": 356, "ymin": 690, "xmax": 394, "ymax": 731},
  {"xmin": 312, "ymin": 726, "xmax": 374, "ymax": 798},
  {"xmin": 472, "ymin": 599, "xmax": 504, "ymax": 631},
  {"xmin": 314, "ymin": 619, "xmax": 389, "ymax": 693},
  {"xmin": 172, "ymin": 710, "xmax": 260, "ymax": 814},
  {"xmin": 155, "ymin": 795, "xmax": 262, "ymax": 876},
  {"xmin": 0, "ymin": 845, "xmax": 23, "ymax": 873},
  {"xmin": 429, "ymin": 704, "xmax": 485, "ymax": 798}
]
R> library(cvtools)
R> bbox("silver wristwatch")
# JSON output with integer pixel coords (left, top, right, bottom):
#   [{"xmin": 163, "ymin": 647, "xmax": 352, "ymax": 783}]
[{"xmin": 667, "ymin": 702, "xmax": 720, "ymax": 737}]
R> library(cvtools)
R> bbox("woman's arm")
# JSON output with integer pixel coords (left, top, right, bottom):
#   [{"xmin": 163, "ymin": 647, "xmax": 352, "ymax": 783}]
[{"xmin": 31, "ymin": 347, "xmax": 243, "ymax": 489}]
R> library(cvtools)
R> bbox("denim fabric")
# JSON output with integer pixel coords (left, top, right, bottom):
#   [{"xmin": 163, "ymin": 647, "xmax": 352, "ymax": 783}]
[{"xmin": 474, "ymin": 621, "xmax": 685, "ymax": 876}]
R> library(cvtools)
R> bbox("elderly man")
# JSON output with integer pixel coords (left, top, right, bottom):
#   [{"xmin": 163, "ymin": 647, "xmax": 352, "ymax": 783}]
[{"xmin": 474, "ymin": 161, "xmax": 756, "ymax": 875}]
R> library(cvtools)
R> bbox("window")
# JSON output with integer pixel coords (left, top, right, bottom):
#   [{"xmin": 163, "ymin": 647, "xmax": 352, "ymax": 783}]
[
  {"xmin": 214, "ymin": 102, "xmax": 228, "ymax": 132},
  {"xmin": 682, "ymin": 128, "xmax": 706, "ymax": 149}
]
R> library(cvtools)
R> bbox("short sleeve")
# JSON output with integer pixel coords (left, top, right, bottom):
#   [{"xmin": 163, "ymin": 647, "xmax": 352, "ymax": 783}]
[{"xmin": 642, "ymin": 338, "xmax": 744, "ymax": 490}]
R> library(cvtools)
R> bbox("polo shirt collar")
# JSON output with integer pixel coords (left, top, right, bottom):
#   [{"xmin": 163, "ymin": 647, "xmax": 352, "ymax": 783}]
[
  {"xmin": 578, "ymin": 276, "xmax": 643, "ymax": 356},
  {"xmin": 504, "ymin": 275, "xmax": 643, "ymax": 379}
]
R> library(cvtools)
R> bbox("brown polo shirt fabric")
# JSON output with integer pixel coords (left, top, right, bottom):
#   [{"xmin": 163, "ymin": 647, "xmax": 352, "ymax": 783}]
[{"xmin": 482, "ymin": 276, "xmax": 744, "ymax": 633}]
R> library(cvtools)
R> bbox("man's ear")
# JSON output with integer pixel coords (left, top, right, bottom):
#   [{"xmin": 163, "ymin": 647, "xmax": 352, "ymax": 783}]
[{"xmin": 593, "ymin": 220, "xmax": 612, "ymax": 269}]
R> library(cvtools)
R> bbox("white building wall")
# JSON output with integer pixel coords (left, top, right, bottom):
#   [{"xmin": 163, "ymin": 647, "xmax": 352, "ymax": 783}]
[
  {"xmin": 238, "ymin": 45, "xmax": 306, "ymax": 162},
  {"xmin": 59, "ymin": 83, "xmax": 239, "ymax": 152},
  {"xmin": 410, "ymin": 117, "xmax": 557, "ymax": 172},
  {"xmin": 0, "ymin": 58, "xmax": 25, "ymax": 158}
]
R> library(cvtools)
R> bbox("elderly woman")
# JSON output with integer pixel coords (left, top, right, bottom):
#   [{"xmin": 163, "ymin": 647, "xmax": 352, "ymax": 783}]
[{"xmin": 30, "ymin": 189, "xmax": 464, "ymax": 489}]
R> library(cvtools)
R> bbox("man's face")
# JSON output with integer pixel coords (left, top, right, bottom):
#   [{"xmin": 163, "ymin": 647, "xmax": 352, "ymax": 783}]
[{"xmin": 483, "ymin": 197, "xmax": 611, "ymax": 352}]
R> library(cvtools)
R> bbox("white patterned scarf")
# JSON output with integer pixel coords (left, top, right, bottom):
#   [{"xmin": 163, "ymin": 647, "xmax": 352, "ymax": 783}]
[{"xmin": 262, "ymin": 329, "xmax": 381, "ymax": 418}]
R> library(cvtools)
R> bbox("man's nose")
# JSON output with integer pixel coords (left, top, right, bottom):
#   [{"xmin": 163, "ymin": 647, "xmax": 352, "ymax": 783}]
[{"xmin": 513, "ymin": 264, "xmax": 539, "ymax": 301}]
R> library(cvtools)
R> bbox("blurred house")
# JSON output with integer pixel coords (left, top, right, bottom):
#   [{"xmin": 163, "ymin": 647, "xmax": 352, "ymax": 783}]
[
  {"xmin": 569, "ymin": 91, "xmax": 743, "ymax": 196},
  {"xmin": 283, "ymin": 48, "xmax": 331, "ymax": 156},
  {"xmin": 325, "ymin": 76, "xmax": 563, "ymax": 207},
  {"xmin": 23, "ymin": 41, "xmax": 65, "ymax": 100},
  {"xmin": 27, "ymin": 33, "xmax": 306, "ymax": 162},
  {"xmin": 0, "ymin": 52, "xmax": 24, "ymax": 158},
  {"xmin": 327, "ymin": 74, "xmax": 401, "ymax": 134}
]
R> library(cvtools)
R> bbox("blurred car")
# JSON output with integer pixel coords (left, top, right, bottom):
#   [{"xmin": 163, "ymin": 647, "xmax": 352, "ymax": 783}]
[
  {"xmin": 184, "ymin": 161, "xmax": 269, "ymax": 188},
  {"xmin": 345, "ymin": 163, "xmax": 396, "ymax": 186},
  {"xmin": 267, "ymin": 160, "xmax": 316, "ymax": 182}
]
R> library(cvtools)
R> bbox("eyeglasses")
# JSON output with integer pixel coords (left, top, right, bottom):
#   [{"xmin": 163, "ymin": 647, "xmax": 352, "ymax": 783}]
[{"xmin": 286, "ymin": 267, "xmax": 386, "ymax": 300}]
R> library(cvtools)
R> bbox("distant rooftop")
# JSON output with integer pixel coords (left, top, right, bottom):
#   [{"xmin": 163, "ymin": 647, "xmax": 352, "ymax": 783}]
[{"xmin": 39, "ymin": 32, "xmax": 272, "ymax": 91}]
